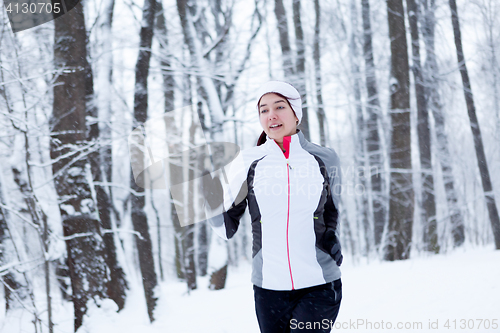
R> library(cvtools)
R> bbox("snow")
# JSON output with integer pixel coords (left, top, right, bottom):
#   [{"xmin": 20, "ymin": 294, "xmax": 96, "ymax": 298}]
[{"xmin": 2, "ymin": 246, "xmax": 499, "ymax": 332}]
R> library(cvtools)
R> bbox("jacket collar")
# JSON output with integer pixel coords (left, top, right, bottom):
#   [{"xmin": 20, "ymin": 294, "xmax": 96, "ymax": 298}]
[{"xmin": 264, "ymin": 130, "xmax": 302, "ymax": 157}]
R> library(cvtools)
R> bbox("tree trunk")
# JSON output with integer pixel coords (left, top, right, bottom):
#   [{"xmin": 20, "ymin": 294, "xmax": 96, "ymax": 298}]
[
  {"xmin": 96, "ymin": 0, "xmax": 115, "ymax": 195},
  {"xmin": 420, "ymin": 0, "xmax": 464, "ymax": 247},
  {"xmin": 384, "ymin": 0, "xmax": 414, "ymax": 261},
  {"xmin": 313, "ymin": 0, "xmax": 327, "ymax": 146},
  {"xmin": 448, "ymin": 0, "xmax": 500, "ymax": 249},
  {"xmin": 130, "ymin": 0, "xmax": 158, "ymax": 321},
  {"xmin": 0, "ymin": 177, "xmax": 15, "ymax": 312},
  {"xmin": 177, "ymin": 0, "xmax": 228, "ymax": 288},
  {"xmin": 88, "ymin": 0, "xmax": 127, "ymax": 309},
  {"xmin": 155, "ymin": 0, "xmax": 174, "ymax": 282},
  {"xmin": 406, "ymin": 0, "xmax": 438, "ymax": 253},
  {"xmin": 52, "ymin": 3, "xmax": 108, "ymax": 330},
  {"xmin": 275, "ymin": 0, "xmax": 294, "ymax": 78},
  {"xmin": 197, "ymin": 102, "xmax": 209, "ymax": 277},
  {"xmin": 95, "ymin": 0, "xmax": 122, "ymax": 229},
  {"xmin": 185, "ymin": 106, "xmax": 198, "ymax": 290},
  {"xmin": 156, "ymin": 3, "xmax": 184, "ymax": 280},
  {"xmin": 292, "ymin": 0, "xmax": 310, "ymax": 141},
  {"xmin": 12, "ymin": 167, "xmax": 53, "ymax": 332},
  {"xmin": 361, "ymin": 0, "xmax": 385, "ymax": 248},
  {"xmin": 349, "ymin": 0, "xmax": 372, "ymax": 255}
]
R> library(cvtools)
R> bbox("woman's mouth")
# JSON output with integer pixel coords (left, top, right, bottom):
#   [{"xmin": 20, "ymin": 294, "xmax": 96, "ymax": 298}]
[{"xmin": 269, "ymin": 124, "xmax": 282, "ymax": 130}]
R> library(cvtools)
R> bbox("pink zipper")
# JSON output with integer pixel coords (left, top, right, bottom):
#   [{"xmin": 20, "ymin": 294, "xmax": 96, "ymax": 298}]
[{"xmin": 282, "ymin": 136, "xmax": 294, "ymax": 290}]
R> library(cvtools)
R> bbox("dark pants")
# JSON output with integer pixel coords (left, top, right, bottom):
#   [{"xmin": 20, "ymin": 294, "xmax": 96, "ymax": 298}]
[{"xmin": 254, "ymin": 279, "xmax": 342, "ymax": 333}]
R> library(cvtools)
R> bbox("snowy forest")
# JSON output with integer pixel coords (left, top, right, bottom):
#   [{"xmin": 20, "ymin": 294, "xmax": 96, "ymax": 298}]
[{"xmin": 1, "ymin": 0, "xmax": 500, "ymax": 332}]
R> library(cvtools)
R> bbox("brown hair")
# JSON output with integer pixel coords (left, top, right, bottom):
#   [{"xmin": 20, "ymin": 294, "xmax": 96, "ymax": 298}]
[{"xmin": 256, "ymin": 92, "xmax": 297, "ymax": 146}]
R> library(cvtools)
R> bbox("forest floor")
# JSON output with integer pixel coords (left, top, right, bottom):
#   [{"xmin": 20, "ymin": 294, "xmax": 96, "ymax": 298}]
[{"xmin": 2, "ymin": 245, "xmax": 499, "ymax": 333}]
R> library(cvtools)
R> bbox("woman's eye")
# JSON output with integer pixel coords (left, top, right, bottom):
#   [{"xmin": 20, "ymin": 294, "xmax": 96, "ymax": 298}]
[{"xmin": 261, "ymin": 109, "xmax": 267, "ymax": 113}]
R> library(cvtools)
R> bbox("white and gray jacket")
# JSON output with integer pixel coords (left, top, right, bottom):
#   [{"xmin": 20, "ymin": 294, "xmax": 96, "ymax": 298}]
[{"xmin": 208, "ymin": 130, "xmax": 341, "ymax": 291}]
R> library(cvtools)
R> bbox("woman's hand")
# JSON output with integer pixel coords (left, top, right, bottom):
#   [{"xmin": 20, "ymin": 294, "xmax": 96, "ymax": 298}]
[
  {"xmin": 323, "ymin": 229, "xmax": 343, "ymax": 266},
  {"xmin": 202, "ymin": 173, "xmax": 223, "ymax": 210}
]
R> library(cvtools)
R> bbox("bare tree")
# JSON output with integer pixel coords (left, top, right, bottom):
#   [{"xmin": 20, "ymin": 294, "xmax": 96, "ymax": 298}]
[
  {"xmin": 471, "ymin": 0, "xmax": 500, "ymax": 144},
  {"xmin": 313, "ymin": 0, "xmax": 327, "ymax": 146},
  {"xmin": 275, "ymin": 0, "xmax": 295, "ymax": 78},
  {"xmin": 129, "ymin": 0, "xmax": 158, "ymax": 321},
  {"xmin": 176, "ymin": 0, "xmax": 262, "ymax": 288},
  {"xmin": 406, "ymin": 0, "xmax": 438, "ymax": 252},
  {"xmin": 448, "ymin": 0, "xmax": 500, "ymax": 249},
  {"xmin": 384, "ymin": 0, "xmax": 414, "ymax": 261},
  {"xmin": 361, "ymin": 0, "xmax": 385, "ymax": 248},
  {"xmin": 87, "ymin": 0, "xmax": 128, "ymax": 309},
  {"xmin": 0, "ymin": 177, "xmax": 18, "ymax": 313},
  {"xmin": 154, "ymin": 1, "xmax": 174, "ymax": 282},
  {"xmin": 420, "ymin": 0, "xmax": 465, "ymax": 247},
  {"xmin": 52, "ymin": 3, "xmax": 108, "ymax": 329},
  {"xmin": 349, "ymin": 0, "xmax": 372, "ymax": 255},
  {"xmin": 292, "ymin": 0, "xmax": 310, "ymax": 140}
]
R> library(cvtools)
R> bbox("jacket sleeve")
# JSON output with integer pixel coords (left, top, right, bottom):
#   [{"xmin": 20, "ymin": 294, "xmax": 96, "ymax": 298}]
[
  {"xmin": 324, "ymin": 147, "xmax": 341, "ymax": 233},
  {"xmin": 206, "ymin": 153, "xmax": 249, "ymax": 240}
]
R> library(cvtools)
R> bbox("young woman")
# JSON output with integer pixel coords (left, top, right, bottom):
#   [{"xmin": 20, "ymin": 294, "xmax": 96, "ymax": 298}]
[{"xmin": 208, "ymin": 81, "xmax": 342, "ymax": 333}]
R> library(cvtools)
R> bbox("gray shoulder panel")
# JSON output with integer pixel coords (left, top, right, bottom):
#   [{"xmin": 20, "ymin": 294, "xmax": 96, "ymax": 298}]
[{"xmin": 298, "ymin": 131, "xmax": 342, "ymax": 210}]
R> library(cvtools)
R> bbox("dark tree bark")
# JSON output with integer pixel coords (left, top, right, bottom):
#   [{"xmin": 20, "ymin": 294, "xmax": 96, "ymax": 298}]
[
  {"xmin": 384, "ymin": 0, "xmax": 414, "ymax": 261},
  {"xmin": 292, "ymin": 0, "xmax": 310, "ymax": 141},
  {"xmin": 130, "ymin": 0, "xmax": 158, "ymax": 322},
  {"xmin": 52, "ymin": 4, "xmax": 108, "ymax": 330},
  {"xmin": 361, "ymin": 0, "xmax": 385, "ymax": 248},
  {"xmin": 420, "ymin": 0, "xmax": 464, "ymax": 247},
  {"xmin": 406, "ymin": 0, "xmax": 438, "ymax": 253},
  {"xmin": 448, "ymin": 0, "xmax": 500, "ymax": 249},
  {"xmin": 314, "ymin": 0, "xmax": 327, "ymax": 146},
  {"xmin": 275, "ymin": 0, "xmax": 294, "ymax": 78}
]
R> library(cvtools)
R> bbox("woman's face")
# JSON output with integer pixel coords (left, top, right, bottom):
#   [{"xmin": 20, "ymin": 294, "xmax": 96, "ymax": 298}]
[{"xmin": 258, "ymin": 93, "xmax": 298, "ymax": 144}]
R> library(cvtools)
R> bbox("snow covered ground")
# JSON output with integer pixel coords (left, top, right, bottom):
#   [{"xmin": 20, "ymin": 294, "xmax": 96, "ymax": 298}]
[{"xmin": 2, "ymin": 246, "xmax": 499, "ymax": 333}]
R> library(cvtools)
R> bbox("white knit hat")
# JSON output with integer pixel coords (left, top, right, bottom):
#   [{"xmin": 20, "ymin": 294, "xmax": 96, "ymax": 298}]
[{"xmin": 256, "ymin": 81, "xmax": 303, "ymax": 124}]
